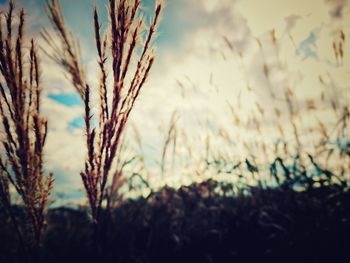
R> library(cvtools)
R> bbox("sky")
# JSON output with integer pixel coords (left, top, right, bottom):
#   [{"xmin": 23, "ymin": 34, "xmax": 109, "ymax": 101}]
[{"xmin": 0, "ymin": 0, "xmax": 349, "ymax": 204}]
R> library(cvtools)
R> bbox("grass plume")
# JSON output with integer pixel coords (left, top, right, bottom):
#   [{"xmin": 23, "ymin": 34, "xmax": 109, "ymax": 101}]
[
  {"xmin": 43, "ymin": 0, "xmax": 162, "ymax": 236},
  {"xmin": 0, "ymin": 0, "xmax": 53, "ymax": 251}
]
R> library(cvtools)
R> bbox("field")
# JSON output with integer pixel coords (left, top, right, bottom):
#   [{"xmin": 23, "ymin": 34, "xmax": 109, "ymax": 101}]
[{"xmin": 0, "ymin": 0, "xmax": 349, "ymax": 262}]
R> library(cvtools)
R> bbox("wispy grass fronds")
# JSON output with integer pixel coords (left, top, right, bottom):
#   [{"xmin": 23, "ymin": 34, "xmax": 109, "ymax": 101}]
[
  {"xmin": 161, "ymin": 110, "xmax": 179, "ymax": 178},
  {"xmin": 0, "ymin": 0, "xmax": 53, "ymax": 250},
  {"xmin": 218, "ymin": 31, "xmax": 349, "ymax": 186},
  {"xmin": 43, "ymin": 0, "xmax": 162, "ymax": 228}
]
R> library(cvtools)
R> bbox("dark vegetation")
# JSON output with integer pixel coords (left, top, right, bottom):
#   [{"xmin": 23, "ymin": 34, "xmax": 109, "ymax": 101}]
[{"xmin": 1, "ymin": 164, "xmax": 349, "ymax": 263}]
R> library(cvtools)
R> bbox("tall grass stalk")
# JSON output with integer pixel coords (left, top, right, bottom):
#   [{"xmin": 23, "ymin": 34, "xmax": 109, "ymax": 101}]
[
  {"xmin": 43, "ymin": 0, "xmax": 162, "ymax": 242},
  {"xmin": 0, "ymin": 0, "xmax": 53, "ymax": 251}
]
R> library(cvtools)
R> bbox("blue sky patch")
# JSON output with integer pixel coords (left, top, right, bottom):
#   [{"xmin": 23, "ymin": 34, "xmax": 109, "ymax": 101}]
[
  {"xmin": 48, "ymin": 93, "xmax": 82, "ymax": 107},
  {"xmin": 68, "ymin": 116, "xmax": 84, "ymax": 130},
  {"xmin": 298, "ymin": 32, "xmax": 318, "ymax": 60}
]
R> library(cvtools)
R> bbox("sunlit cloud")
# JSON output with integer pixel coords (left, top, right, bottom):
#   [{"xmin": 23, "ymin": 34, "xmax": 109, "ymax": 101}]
[{"xmin": 2, "ymin": 0, "xmax": 349, "ymax": 199}]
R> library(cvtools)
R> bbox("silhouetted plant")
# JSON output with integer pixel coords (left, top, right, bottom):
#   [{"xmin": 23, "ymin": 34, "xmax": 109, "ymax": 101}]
[
  {"xmin": 43, "ymin": 0, "xmax": 162, "ymax": 237},
  {"xmin": 0, "ymin": 0, "xmax": 53, "ymax": 250}
]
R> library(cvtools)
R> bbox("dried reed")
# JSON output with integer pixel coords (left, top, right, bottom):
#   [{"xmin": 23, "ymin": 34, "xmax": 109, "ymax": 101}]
[
  {"xmin": 0, "ymin": 0, "xmax": 53, "ymax": 250},
  {"xmin": 43, "ymin": 0, "xmax": 162, "ymax": 231}
]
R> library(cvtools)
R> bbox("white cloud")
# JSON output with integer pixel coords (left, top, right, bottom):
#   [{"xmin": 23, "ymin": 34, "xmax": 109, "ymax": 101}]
[
  {"xmin": 2, "ymin": 0, "xmax": 349, "ymax": 196},
  {"xmin": 42, "ymin": 96, "xmax": 85, "ymax": 191}
]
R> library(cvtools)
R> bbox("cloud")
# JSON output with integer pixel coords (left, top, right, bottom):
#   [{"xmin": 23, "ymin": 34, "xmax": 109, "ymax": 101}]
[
  {"xmin": 44, "ymin": 0, "xmax": 349, "ymax": 187},
  {"xmin": 284, "ymin": 15, "xmax": 302, "ymax": 32},
  {"xmin": 42, "ymin": 96, "xmax": 85, "ymax": 185},
  {"xmin": 326, "ymin": 0, "xmax": 348, "ymax": 18},
  {"xmin": 2, "ymin": 0, "xmax": 349, "ymax": 197}
]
